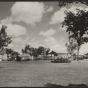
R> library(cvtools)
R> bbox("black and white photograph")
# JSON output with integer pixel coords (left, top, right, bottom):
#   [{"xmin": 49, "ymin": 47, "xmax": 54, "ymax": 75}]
[{"xmin": 0, "ymin": 0, "xmax": 88, "ymax": 87}]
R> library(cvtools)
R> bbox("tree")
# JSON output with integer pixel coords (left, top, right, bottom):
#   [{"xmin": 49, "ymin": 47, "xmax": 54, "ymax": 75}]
[
  {"xmin": 24, "ymin": 44, "xmax": 30, "ymax": 54},
  {"xmin": 0, "ymin": 25, "xmax": 12, "ymax": 58},
  {"xmin": 65, "ymin": 38, "xmax": 78, "ymax": 60},
  {"xmin": 0, "ymin": 25, "xmax": 12, "ymax": 49},
  {"xmin": 6, "ymin": 48, "xmax": 12, "ymax": 55},
  {"xmin": 32, "ymin": 48, "xmax": 38, "ymax": 60},
  {"xmin": 45, "ymin": 48, "xmax": 50, "ymax": 59},
  {"xmin": 21, "ymin": 44, "xmax": 31, "ymax": 54},
  {"xmin": 6, "ymin": 48, "xmax": 20, "ymax": 60},
  {"xmin": 62, "ymin": 10, "xmax": 88, "ymax": 56},
  {"xmin": 50, "ymin": 51, "xmax": 57, "ymax": 60},
  {"xmin": 58, "ymin": 0, "xmax": 88, "ymax": 7},
  {"xmin": 37, "ymin": 46, "xmax": 46, "ymax": 55},
  {"xmin": 45, "ymin": 48, "xmax": 50, "ymax": 56},
  {"xmin": 21, "ymin": 49, "xmax": 25, "ymax": 54}
]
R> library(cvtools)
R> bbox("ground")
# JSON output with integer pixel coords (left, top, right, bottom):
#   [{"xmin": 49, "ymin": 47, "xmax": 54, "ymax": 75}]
[{"xmin": 0, "ymin": 59, "xmax": 88, "ymax": 87}]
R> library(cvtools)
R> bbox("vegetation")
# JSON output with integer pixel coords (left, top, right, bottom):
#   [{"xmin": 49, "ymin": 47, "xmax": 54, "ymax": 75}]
[
  {"xmin": 6, "ymin": 48, "xmax": 20, "ymax": 61},
  {"xmin": 21, "ymin": 44, "xmax": 51, "ymax": 60},
  {"xmin": 65, "ymin": 38, "xmax": 78, "ymax": 59},
  {"xmin": 62, "ymin": 9, "xmax": 88, "ymax": 57},
  {"xmin": 0, "ymin": 25, "xmax": 12, "ymax": 49},
  {"xmin": 58, "ymin": 0, "xmax": 88, "ymax": 7}
]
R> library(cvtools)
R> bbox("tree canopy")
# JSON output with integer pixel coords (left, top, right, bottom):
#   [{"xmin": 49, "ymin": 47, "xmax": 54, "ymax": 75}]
[
  {"xmin": 62, "ymin": 9, "xmax": 88, "ymax": 55},
  {"xmin": 0, "ymin": 25, "xmax": 12, "ymax": 49},
  {"xmin": 58, "ymin": 0, "xmax": 88, "ymax": 7}
]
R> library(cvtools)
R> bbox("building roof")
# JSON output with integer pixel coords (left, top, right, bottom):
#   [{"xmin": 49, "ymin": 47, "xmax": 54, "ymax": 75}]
[{"xmin": 19, "ymin": 54, "xmax": 30, "ymax": 57}]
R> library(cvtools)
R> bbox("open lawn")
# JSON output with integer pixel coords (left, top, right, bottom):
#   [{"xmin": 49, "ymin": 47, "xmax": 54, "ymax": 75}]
[{"xmin": 0, "ymin": 60, "xmax": 88, "ymax": 87}]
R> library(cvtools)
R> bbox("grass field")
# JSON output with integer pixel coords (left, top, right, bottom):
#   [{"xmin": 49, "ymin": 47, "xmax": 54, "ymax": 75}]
[{"xmin": 0, "ymin": 59, "xmax": 88, "ymax": 87}]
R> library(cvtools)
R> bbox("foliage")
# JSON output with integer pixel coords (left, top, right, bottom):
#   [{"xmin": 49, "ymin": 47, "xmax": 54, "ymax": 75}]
[
  {"xmin": 6, "ymin": 48, "xmax": 20, "ymax": 56},
  {"xmin": 37, "ymin": 46, "xmax": 46, "ymax": 55},
  {"xmin": 32, "ymin": 48, "xmax": 38, "ymax": 58},
  {"xmin": 21, "ymin": 44, "xmax": 51, "ymax": 60},
  {"xmin": 6, "ymin": 48, "xmax": 12, "ymax": 55},
  {"xmin": 65, "ymin": 38, "xmax": 78, "ymax": 55},
  {"xmin": 45, "ymin": 48, "xmax": 50, "ymax": 56},
  {"xmin": 62, "ymin": 9, "xmax": 88, "ymax": 55},
  {"xmin": 58, "ymin": 0, "xmax": 88, "ymax": 7},
  {"xmin": 0, "ymin": 25, "xmax": 12, "ymax": 49}
]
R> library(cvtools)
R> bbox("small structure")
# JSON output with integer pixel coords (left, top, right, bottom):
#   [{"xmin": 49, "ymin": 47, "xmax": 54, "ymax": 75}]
[
  {"xmin": 19, "ymin": 54, "xmax": 31, "ymax": 61},
  {"xmin": 57, "ymin": 53, "xmax": 68, "ymax": 57}
]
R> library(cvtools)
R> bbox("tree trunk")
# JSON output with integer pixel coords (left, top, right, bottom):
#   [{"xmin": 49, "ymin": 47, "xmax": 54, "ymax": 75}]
[
  {"xmin": 54, "ymin": 55, "xmax": 55, "ymax": 60},
  {"xmin": 77, "ymin": 46, "xmax": 80, "ymax": 61},
  {"xmin": 51, "ymin": 54, "xmax": 52, "ymax": 61}
]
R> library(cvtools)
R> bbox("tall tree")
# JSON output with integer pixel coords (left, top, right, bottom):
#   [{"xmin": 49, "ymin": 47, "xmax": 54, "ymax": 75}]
[
  {"xmin": 45, "ymin": 48, "xmax": 50, "ymax": 56},
  {"xmin": 0, "ymin": 25, "xmax": 12, "ymax": 56},
  {"xmin": 21, "ymin": 49, "xmax": 25, "ymax": 54},
  {"xmin": 58, "ymin": 0, "xmax": 88, "ymax": 7},
  {"xmin": 37, "ymin": 46, "xmax": 46, "ymax": 55},
  {"xmin": 32, "ymin": 48, "xmax": 38, "ymax": 60},
  {"xmin": 22, "ymin": 44, "xmax": 31, "ymax": 54},
  {"xmin": 50, "ymin": 51, "xmax": 57, "ymax": 60},
  {"xmin": 62, "ymin": 10, "xmax": 88, "ymax": 56},
  {"xmin": 65, "ymin": 38, "xmax": 78, "ymax": 60}
]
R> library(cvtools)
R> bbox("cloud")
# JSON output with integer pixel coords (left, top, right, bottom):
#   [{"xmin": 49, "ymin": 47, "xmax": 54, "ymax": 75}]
[
  {"xmin": 13, "ymin": 37, "xmax": 44, "ymax": 50},
  {"xmin": 0, "ymin": 17, "xmax": 12, "ymax": 24},
  {"xmin": 13, "ymin": 36, "xmax": 30, "ymax": 44},
  {"xmin": 0, "ymin": 23, "xmax": 27, "ymax": 37},
  {"xmin": 46, "ymin": 6, "xmax": 54, "ymax": 12},
  {"xmin": 7, "ymin": 43, "xmax": 24, "ymax": 54},
  {"xmin": 80, "ymin": 43, "xmax": 88, "ymax": 54},
  {"xmin": 11, "ymin": 2, "xmax": 45, "ymax": 25},
  {"xmin": 5, "ymin": 23, "xmax": 27, "ymax": 37},
  {"xmin": 13, "ymin": 37, "xmax": 25, "ymax": 44},
  {"xmin": 7, "ymin": 44, "xmax": 14, "ymax": 48},
  {"xmin": 44, "ymin": 36, "xmax": 57, "ymax": 45},
  {"xmin": 7, "ymin": 36, "xmax": 30, "ymax": 54},
  {"xmin": 59, "ymin": 25, "xmax": 67, "ymax": 30},
  {"xmin": 27, "ymin": 39, "xmax": 44, "ymax": 48},
  {"xmin": 44, "ymin": 36, "xmax": 66, "ymax": 52},
  {"xmin": 50, "ymin": 5, "xmax": 88, "ymax": 24},
  {"xmin": 50, "ymin": 7, "xmax": 66, "ymax": 24},
  {"xmin": 39, "ymin": 28, "xmax": 56, "ymax": 37}
]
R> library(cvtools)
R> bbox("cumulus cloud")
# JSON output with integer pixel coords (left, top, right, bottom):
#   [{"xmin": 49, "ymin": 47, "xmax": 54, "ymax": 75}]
[
  {"xmin": 6, "ymin": 23, "xmax": 27, "ymax": 37},
  {"xmin": 80, "ymin": 43, "xmax": 88, "ymax": 54},
  {"xmin": 46, "ymin": 6, "xmax": 54, "ymax": 12},
  {"xmin": 44, "ymin": 36, "xmax": 66, "ymax": 52},
  {"xmin": 50, "ymin": 7, "xmax": 66, "ymax": 24},
  {"xmin": 10, "ymin": 2, "xmax": 45, "ymax": 25},
  {"xmin": 7, "ymin": 43, "xmax": 24, "ymax": 54},
  {"xmin": 0, "ymin": 23, "xmax": 27, "ymax": 37},
  {"xmin": 50, "ymin": 5, "xmax": 88, "ymax": 24},
  {"xmin": 0, "ymin": 17, "xmax": 12, "ymax": 24},
  {"xmin": 27, "ymin": 39, "xmax": 44, "ymax": 48},
  {"xmin": 7, "ymin": 44, "xmax": 14, "ymax": 48},
  {"xmin": 7, "ymin": 36, "xmax": 30, "ymax": 54},
  {"xmin": 13, "ymin": 37, "xmax": 44, "ymax": 49},
  {"xmin": 13, "ymin": 36, "xmax": 30, "ymax": 44},
  {"xmin": 39, "ymin": 28, "xmax": 56, "ymax": 37}
]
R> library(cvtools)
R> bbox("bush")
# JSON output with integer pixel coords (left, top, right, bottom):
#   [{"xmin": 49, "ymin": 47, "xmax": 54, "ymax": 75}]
[{"xmin": 51, "ymin": 57, "xmax": 71, "ymax": 63}]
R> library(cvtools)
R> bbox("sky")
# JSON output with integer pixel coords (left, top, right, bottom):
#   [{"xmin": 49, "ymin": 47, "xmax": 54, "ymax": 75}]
[{"xmin": 0, "ymin": 1, "xmax": 88, "ymax": 54}]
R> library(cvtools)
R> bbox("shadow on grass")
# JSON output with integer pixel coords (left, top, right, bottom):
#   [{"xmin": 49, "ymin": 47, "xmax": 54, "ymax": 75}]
[{"xmin": 44, "ymin": 83, "xmax": 88, "ymax": 87}]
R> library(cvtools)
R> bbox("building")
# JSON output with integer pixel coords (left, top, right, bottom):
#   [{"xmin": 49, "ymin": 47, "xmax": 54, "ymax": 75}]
[
  {"xmin": 57, "ymin": 53, "xmax": 68, "ymax": 57},
  {"xmin": 19, "ymin": 54, "xmax": 32, "ymax": 60}
]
